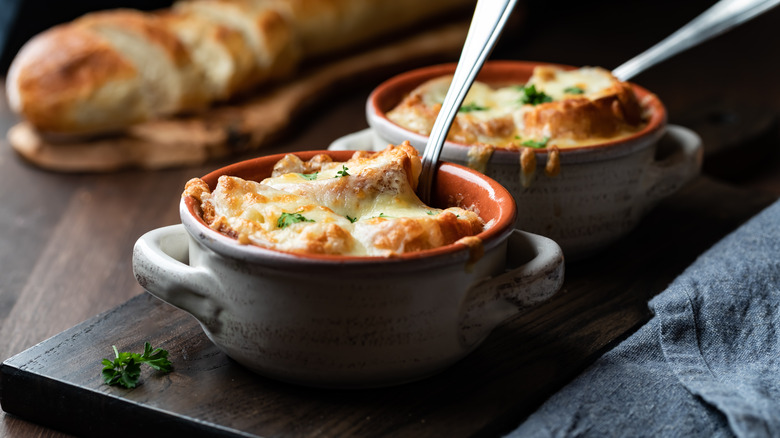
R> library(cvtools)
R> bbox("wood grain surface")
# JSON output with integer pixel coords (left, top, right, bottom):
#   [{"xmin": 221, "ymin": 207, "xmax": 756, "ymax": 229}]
[
  {"xmin": 2, "ymin": 0, "xmax": 780, "ymax": 437},
  {"xmin": 2, "ymin": 175, "xmax": 775, "ymax": 438}
]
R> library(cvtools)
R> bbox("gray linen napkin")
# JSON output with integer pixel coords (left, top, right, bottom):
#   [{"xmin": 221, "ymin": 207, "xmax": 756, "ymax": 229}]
[{"xmin": 507, "ymin": 198, "xmax": 780, "ymax": 438}]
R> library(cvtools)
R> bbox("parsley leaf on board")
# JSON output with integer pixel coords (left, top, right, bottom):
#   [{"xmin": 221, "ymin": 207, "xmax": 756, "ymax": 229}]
[
  {"xmin": 101, "ymin": 342, "xmax": 172, "ymax": 389},
  {"xmin": 518, "ymin": 85, "xmax": 553, "ymax": 105},
  {"xmin": 277, "ymin": 212, "xmax": 314, "ymax": 228},
  {"xmin": 335, "ymin": 165, "xmax": 350, "ymax": 178}
]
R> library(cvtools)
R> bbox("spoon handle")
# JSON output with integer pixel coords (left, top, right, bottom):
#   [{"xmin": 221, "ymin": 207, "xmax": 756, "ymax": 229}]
[
  {"xmin": 612, "ymin": 0, "xmax": 780, "ymax": 81},
  {"xmin": 417, "ymin": 0, "xmax": 519, "ymax": 204}
]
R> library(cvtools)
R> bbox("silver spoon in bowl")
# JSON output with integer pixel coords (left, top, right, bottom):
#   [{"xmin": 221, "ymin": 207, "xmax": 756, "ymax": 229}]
[
  {"xmin": 417, "ymin": 0, "xmax": 519, "ymax": 205},
  {"xmin": 416, "ymin": 0, "xmax": 779, "ymax": 204}
]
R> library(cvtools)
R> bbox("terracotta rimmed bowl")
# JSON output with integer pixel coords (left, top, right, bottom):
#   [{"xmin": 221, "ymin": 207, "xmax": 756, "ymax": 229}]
[
  {"xmin": 132, "ymin": 150, "xmax": 565, "ymax": 388},
  {"xmin": 355, "ymin": 60, "xmax": 703, "ymax": 259}
]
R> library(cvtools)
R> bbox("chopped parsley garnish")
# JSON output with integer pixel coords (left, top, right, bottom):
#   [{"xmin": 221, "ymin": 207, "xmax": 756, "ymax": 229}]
[
  {"xmin": 334, "ymin": 165, "xmax": 350, "ymax": 178},
  {"xmin": 518, "ymin": 85, "xmax": 553, "ymax": 105},
  {"xmin": 521, "ymin": 137, "xmax": 550, "ymax": 148},
  {"xmin": 426, "ymin": 210, "xmax": 436, "ymax": 215},
  {"xmin": 346, "ymin": 215, "xmax": 358, "ymax": 223},
  {"xmin": 371, "ymin": 213, "xmax": 391, "ymax": 219},
  {"xmin": 564, "ymin": 86, "xmax": 585, "ymax": 94},
  {"xmin": 298, "ymin": 172, "xmax": 319, "ymax": 180},
  {"xmin": 459, "ymin": 102, "xmax": 488, "ymax": 113},
  {"xmin": 277, "ymin": 212, "xmax": 314, "ymax": 228},
  {"xmin": 101, "ymin": 343, "xmax": 172, "ymax": 389}
]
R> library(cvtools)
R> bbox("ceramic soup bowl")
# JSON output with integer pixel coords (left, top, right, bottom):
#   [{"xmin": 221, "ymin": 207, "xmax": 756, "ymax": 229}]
[
  {"xmin": 132, "ymin": 150, "xmax": 564, "ymax": 388},
  {"xmin": 353, "ymin": 61, "xmax": 703, "ymax": 259}
]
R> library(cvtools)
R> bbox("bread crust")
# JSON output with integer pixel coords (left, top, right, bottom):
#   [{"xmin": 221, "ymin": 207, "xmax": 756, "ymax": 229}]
[
  {"xmin": 6, "ymin": 19, "xmax": 474, "ymax": 171},
  {"xmin": 161, "ymin": 9, "xmax": 257, "ymax": 100},
  {"xmin": 7, "ymin": 24, "xmax": 142, "ymax": 132},
  {"xmin": 173, "ymin": 1, "xmax": 299, "ymax": 85},
  {"xmin": 7, "ymin": 0, "xmax": 473, "ymax": 135},
  {"xmin": 77, "ymin": 9, "xmax": 209, "ymax": 114}
]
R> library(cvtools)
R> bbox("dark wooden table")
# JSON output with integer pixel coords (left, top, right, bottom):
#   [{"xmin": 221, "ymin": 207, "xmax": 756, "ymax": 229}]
[{"xmin": 2, "ymin": 1, "xmax": 780, "ymax": 436}]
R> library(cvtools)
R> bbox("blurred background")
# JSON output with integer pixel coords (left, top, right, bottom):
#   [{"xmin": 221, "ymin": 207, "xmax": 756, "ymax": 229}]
[
  {"xmin": 0, "ymin": 0, "xmax": 172, "ymax": 72},
  {"xmin": 2, "ymin": 0, "xmax": 778, "ymax": 191},
  {"xmin": 2, "ymin": 0, "xmax": 778, "ymax": 192},
  {"xmin": 0, "ymin": 0, "xmax": 735, "ymax": 73}
]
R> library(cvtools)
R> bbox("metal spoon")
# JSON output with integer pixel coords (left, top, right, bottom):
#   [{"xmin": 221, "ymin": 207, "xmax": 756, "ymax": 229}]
[
  {"xmin": 417, "ymin": 0, "xmax": 519, "ymax": 204},
  {"xmin": 613, "ymin": 0, "xmax": 780, "ymax": 80},
  {"xmin": 417, "ymin": 0, "xmax": 778, "ymax": 202}
]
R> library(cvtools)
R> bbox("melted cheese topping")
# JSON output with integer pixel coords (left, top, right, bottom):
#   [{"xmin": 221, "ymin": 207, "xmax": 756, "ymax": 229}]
[
  {"xmin": 184, "ymin": 143, "xmax": 485, "ymax": 257},
  {"xmin": 387, "ymin": 66, "xmax": 647, "ymax": 150}
]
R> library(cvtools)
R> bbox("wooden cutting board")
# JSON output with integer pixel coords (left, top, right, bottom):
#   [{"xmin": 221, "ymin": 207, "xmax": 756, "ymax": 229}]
[{"xmin": 2, "ymin": 176, "xmax": 775, "ymax": 438}]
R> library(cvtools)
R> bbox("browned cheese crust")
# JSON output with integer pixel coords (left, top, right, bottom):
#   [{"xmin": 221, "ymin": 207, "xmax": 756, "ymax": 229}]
[
  {"xmin": 522, "ymin": 81, "xmax": 643, "ymax": 142},
  {"xmin": 182, "ymin": 143, "xmax": 484, "ymax": 256},
  {"xmin": 387, "ymin": 66, "xmax": 648, "ymax": 151}
]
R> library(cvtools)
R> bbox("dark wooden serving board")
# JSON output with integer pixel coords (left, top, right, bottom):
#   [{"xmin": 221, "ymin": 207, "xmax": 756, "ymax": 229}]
[{"xmin": 1, "ymin": 175, "xmax": 776, "ymax": 438}]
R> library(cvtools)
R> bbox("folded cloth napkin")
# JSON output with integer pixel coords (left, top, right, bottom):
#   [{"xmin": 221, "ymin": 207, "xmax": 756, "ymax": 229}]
[{"xmin": 507, "ymin": 198, "xmax": 780, "ymax": 438}]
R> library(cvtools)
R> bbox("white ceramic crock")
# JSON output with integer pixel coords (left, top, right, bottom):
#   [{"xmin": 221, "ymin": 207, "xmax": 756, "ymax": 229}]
[
  {"xmin": 132, "ymin": 151, "xmax": 564, "ymax": 388},
  {"xmin": 359, "ymin": 61, "xmax": 704, "ymax": 259}
]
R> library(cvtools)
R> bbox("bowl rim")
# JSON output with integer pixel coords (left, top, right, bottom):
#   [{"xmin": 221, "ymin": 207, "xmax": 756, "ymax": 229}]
[
  {"xmin": 366, "ymin": 60, "xmax": 668, "ymax": 163},
  {"xmin": 180, "ymin": 150, "xmax": 517, "ymax": 269}
]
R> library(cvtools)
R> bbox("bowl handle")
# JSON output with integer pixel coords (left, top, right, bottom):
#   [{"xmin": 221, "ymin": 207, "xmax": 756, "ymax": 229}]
[
  {"xmin": 132, "ymin": 224, "xmax": 224, "ymax": 333},
  {"xmin": 459, "ymin": 229, "xmax": 565, "ymax": 348},
  {"xmin": 643, "ymin": 124, "xmax": 703, "ymax": 207}
]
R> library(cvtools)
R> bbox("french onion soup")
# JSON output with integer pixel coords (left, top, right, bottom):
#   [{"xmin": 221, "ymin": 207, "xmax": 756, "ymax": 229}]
[
  {"xmin": 387, "ymin": 66, "xmax": 647, "ymax": 150},
  {"xmin": 184, "ymin": 142, "xmax": 485, "ymax": 256}
]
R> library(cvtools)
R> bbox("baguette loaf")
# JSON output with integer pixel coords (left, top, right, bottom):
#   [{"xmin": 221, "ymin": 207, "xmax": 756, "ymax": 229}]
[
  {"xmin": 7, "ymin": 20, "xmax": 474, "ymax": 172},
  {"xmin": 6, "ymin": 0, "xmax": 474, "ymax": 135}
]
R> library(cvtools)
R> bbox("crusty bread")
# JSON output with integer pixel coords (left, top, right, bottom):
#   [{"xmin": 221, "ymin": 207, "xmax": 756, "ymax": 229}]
[
  {"xmin": 6, "ymin": 23, "xmax": 148, "ymax": 133},
  {"xmin": 248, "ymin": 0, "xmax": 471, "ymax": 57},
  {"xmin": 7, "ymin": 20, "xmax": 472, "ymax": 171},
  {"xmin": 6, "ymin": 0, "xmax": 474, "ymax": 135},
  {"xmin": 78, "ymin": 9, "xmax": 211, "ymax": 113},
  {"xmin": 161, "ymin": 9, "xmax": 257, "ymax": 101},
  {"xmin": 171, "ymin": 1, "xmax": 299, "ymax": 86}
]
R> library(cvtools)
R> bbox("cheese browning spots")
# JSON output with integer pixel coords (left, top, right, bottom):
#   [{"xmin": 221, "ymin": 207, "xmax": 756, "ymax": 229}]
[
  {"xmin": 184, "ymin": 142, "xmax": 485, "ymax": 256},
  {"xmin": 387, "ymin": 65, "xmax": 648, "ymax": 150}
]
